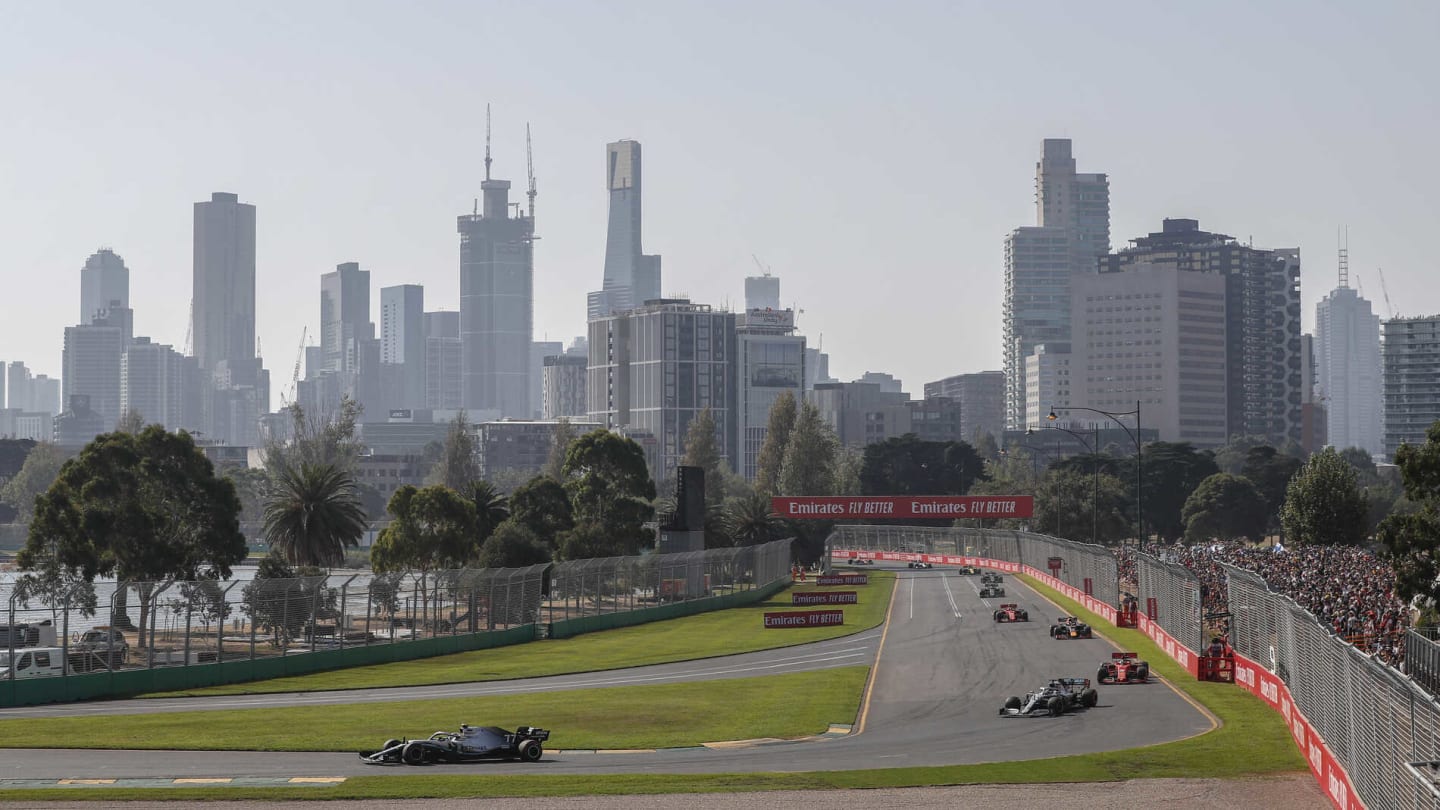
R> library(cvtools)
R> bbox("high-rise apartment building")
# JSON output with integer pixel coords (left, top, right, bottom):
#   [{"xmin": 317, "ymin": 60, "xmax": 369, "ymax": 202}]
[
  {"xmin": 804, "ymin": 347, "xmax": 834, "ymax": 391},
  {"xmin": 587, "ymin": 299, "xmax": 736, "ymax": 477},
  {"xmin": 459, "ymin": 164, "xmax": 534, "ymax": 417},
  {"xmin": 63, "ymin": 310, "xmax": 126, "ymax": 431},
  {"xmin": 1099, "ymin": 219, "xmax": 1302, "ymax": 446},
  {"xmin": 541, "ymin": 354, "xmax": 588, "ymax": 419},
  {"xmin": 424, "ymin": 311, "xmax": 462, "ymax": 411},
  {"xmin": 80, "ymin": 249, "xmax": 129, "ymax": 326},
  {"xmin": 744, "ymin": 274, "xmax": 781, "ymax": 312},
  {"xmin": 1024, "ymin": 344, "xmax": 1072, "ymax": 430},
  {"xmin": 1315, "ymin": 267, "xmax": 1382, "ymax": 456},
  {"xmin": 121, "ymin": 338, "xmax": 204, "ymax": 432},
  {"xmin": 380, "ymin": 284, "xmax": 426, "ymax": 410},
  {"xmin": 193, "ymin": 192, "xmax": 257, "ymax": 378},
  {"xmin": 6, "ymin": 363, "xmax": 26, "ymax": 412},
  {"xmin": 321, "ymin": 262, "xmax": 374, "ymax": 375},
  {"xmin": 1071, "ymin": 264, "xmax": 1228, "ymax": 446},
  {"xmin": 530, "ymin": 341, "xmax": 562, "ymax": 419},
  {"xmin": 1003, "ymin": 139, "xmax": 1110, "ymax": 429},
  {"xmin": 588, "ymin": 140, "xmax": 662, "ymax": 319},
  {"xmin": 736, "ymin": 308, "xmax": 806, "ymax": 479},
  {"xmin": 924, "ymin": 371, "xmax": 1006, "ymax": 443},
  {"xmin": 1383, "ymin": 316, "xmax": 1440, "ymax": 458}
]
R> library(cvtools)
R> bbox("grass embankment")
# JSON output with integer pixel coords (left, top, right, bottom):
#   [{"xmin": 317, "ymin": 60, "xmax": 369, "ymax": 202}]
[
  {"xmin": 147, "ymin": 572, "xmax": 894, "ymax": 698},
  {"xmin": 0, "ymin": 667, "xmax": 869, "ymax": 752}
]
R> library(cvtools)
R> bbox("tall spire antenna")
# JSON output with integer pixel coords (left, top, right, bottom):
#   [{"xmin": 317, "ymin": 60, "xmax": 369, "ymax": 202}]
[
  {"xmin": 526, "ymin": 122, "xmax": 536, "ymax": 219},
  {"xmin": 1338, "ymin": 225, "xmax": 1349, "ymax": 288},
  {"xmin": 484, "ymin": 103, "xmax": 492, "ymax": 181}
]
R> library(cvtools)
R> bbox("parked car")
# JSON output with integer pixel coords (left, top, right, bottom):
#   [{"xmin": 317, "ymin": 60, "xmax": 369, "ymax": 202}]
[{"xmin": 0, "ymin": 647, "xmax": 75, "ymax": 679}]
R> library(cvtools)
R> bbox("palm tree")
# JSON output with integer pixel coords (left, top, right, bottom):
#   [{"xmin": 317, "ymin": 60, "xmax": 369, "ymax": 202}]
[
  {"xmin": 263, "ymin": 462, "xmax": 368, "ymax": 567},
  {"xmin": 724, "ymin": 493, "xmax": 781, "ymax": 547},
  {"xmin": 470, "ymin": 480, "xmax": 510, "ymax": 544}
]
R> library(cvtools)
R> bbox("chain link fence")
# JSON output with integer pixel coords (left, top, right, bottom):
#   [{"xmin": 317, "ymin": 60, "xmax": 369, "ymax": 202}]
[
  {"xmin": 1135, "ymin": 551, "xmax": 1204, "ymax": 655},
  {"xmin": 1224, "ymin": 562, "xmax": 1440, "ymax": 810}
]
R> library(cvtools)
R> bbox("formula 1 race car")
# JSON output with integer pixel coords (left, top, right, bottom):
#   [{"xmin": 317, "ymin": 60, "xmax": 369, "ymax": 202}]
[
  {"xmin": 979, "ymin": 583, "xmax": 1006, "ymax": 598},
  {"xmin": 907, "ymin": 561, "xmax": 933, "ymax": 569},
  {"xmin": 957, "ymin": 565, "xmax": 981, "ymax": 575},
  {"xmin": 1049, "ymin": 616, "xmax": 1094, "ymax": 639},
  {"xmin": 992, "ymin": 603, "xmax": 1029, "ymax": 622},
  {"xmin": 980, "ymin": 572, "xmax": 1003, "ymax": 586},
  {"xmin": 846, "ymin": 558, "xmax": 874, "ymax": 566},
  {"xmin": 1097, "ymin": 651, "xmax": 1150, "ymax": 684},
  {"xmin": 999, "ymin": 677, "xmax": 1098, "ymax": 717},
  {"xmin": 359, "ymin": 724, "xmax": 550, "ymax": 765}
]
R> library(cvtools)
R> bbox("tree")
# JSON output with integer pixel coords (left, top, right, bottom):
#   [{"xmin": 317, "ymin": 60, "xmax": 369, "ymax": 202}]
[
  {"xmin": 370, "ymin": 485, "xmax": 479, "ymax": 573},
  {"xmin": 1033, "ymin": 469, "xmax": 1133, "ymax": 545},
  {"xmin": 972, "ymin": 431, "xmax": 1001, "ymax": 462},
  {"xmin": 1379, "ymin": 423, "xmax": 1440, "ymax": 605},
  {"xmin": 1339, "ymin": 447, "xmax": 1379, "ymax": 486},
  {"xmin": 263, "ymin": 462, "xmax": 368, "ymax": 568},
  {"xmin": 266, "ymin": 398, "xmax": 365, "ymax": 472},
  {"xmin": 426, "ymin": 412, "xmax": 480, "ymax": 491},
  {"xmin": 1240, "ymin": 446, "xmax": 1303, "ymax": 535},
  {"xmin": 0, "ymin": 442, "xmax": 67, "ymax": 523},
  {"xmin": 227, "ymin": 467, "xmax": 269, "ymax": 529},
  {"xmin": 833, "ymin": 446, "xmax": 864, "ymax": 496},
  {"xmin": 723, "ymin": 493, "xmax": 781, "ymax": 546},
  {"xmin": 469, "ymin": 480, "xmax": 510, "ymax": 543},
  {"xmin": 779, "ymin": 402, "xmax": 838, "ymax": 496},
  {"xmin": 508, "ymin": 476, "xmax": 574, "ymax": 554},
  {"xmin": 1213, "ymin": 434, "xmax": 1272, "ymax": 475},
  {"xmin": 559, "ymin": 430, "xmax": 655, "ymax": 558},
  {"xmin": 17, "ymin": 427, "xmax": 246, "ymax": 647},
  {"xmin": 115, "ymin": 409, "xmax": 145, "ymax": 434},
  {"xmin": 545, "ymin": 418, "xmax": 577, "ymax": 482},
  {"xmin": 754, "ymin": 392, "xmax": 797, "ymax": 496},
  {"xmin": 859, "ymin": 435, "xmax": 985, "ymax": 497},
  {"xmin": 1280, "ymin": 448, "xmax": 1369, "ymax": 546},
  {"xmin": 240, "ymin": 553, "xmax": 335, "ymax": 648},
  {"xmin": 474, "ymin": 519, "xmax": 551, "ymax": 568},
  {"xmin": 557, "ymin": 520, "xmax": 623, "ymax": 561},
  {"xmin": 1182, "ymin": 473, "xmax": 1268, "ymax": 543},
  {"xmin": 681, "ymin": 407, "xmax": 725, "ymax": 505},
  {"xmin": 1141, "ymin": 442, "xmax": 1220, "ymax": 542}
]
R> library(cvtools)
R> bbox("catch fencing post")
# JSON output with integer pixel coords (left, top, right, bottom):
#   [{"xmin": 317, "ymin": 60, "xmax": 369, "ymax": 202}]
[{"xmin": 217, "ymin": 581, "xmax": 239, "ymax": 664}]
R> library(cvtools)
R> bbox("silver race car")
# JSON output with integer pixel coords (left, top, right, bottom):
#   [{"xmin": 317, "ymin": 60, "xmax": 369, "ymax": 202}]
[
  {"xmin": 998, "ymin": 677, "xmax": 1098, "ymax": 717},
  {"xmin": 360, "ymin": 724, "xmax": 550, "ymax": 765}
]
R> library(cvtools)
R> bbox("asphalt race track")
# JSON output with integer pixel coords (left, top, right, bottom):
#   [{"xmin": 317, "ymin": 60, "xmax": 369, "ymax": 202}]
[{"xmin": 0, "ymin": 565, "xmax": 1214, "ymax": 780}]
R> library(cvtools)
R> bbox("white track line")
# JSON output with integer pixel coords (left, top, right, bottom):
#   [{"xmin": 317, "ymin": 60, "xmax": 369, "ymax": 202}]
[
  {"xmin": 967, "ymin": 575, "xmax": 994, "ymax": 610},
  {"xmin": 939, "ymin": 573, "xmax": 963, "ymax": 619}
]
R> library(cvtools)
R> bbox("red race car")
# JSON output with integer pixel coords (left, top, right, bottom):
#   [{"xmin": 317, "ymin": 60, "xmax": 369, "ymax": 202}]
[
  {"xmin": 992, "ymin": 603, "xmax": 1029, "ymax": 623},
  {"xmin": 1096, "ymin": 651, "xmax": 1150, "ymax": 684}
]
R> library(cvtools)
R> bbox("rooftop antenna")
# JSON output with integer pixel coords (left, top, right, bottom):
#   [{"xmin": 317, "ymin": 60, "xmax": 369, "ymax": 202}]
[
  {"xmin": 526, "ymin": 123, "xmax": 536, "ymax": 219},
  {"xmin": 1338, "ymin": 226, "xmax": 1349, "ymax": 288},
  {"xmin": 484, "ymin": 103, "xmax": 492, "ymax": 182}
]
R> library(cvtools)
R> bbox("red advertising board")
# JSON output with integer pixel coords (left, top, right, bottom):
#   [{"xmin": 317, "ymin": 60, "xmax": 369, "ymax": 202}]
[
  {"xmin": 817, "ymin": 574, "xmax": 868, "ymax": 586},
  {"xmin": 792, "ymin": 591, "xmax": 858, "ymax": 606},
  {"xmin": 764, "ymin": 610, "xmax": 845, "ymax": 628},
  {"xmin": 773, "ymin": 496, "xmax": 1033, "ymax": 520}
]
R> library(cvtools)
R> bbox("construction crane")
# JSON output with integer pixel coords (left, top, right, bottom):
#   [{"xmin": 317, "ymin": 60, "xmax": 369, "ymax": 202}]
[
  {"xmin": 183, "ymin": 301, "xmax": 193, "ymax": 356},
  {"xmin": 484, "ymin": 103, "xmax": 492, "ymax": 182},
  {"xmin": 1378, "ymin": 267, "xmax": 1397, "ymax": 319},
  {"xmin": 284, "ymin": 326, "xmax": 307, "ymax": 406},
  {"xmin": 751, "ymin": 254, "xmax": 772, "ymax": 276},
  {"xmin": 526, "ymin": 122, "xmax": 537, "ymax": 220}
]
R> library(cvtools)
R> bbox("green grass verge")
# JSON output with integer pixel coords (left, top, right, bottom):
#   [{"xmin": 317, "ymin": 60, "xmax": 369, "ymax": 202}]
[
  {"xmin": 146, "ymin": 573, "xmax": 895, "ymax": 698},
  {"xmin": 0, "ymin": 667, "xmax": 868, "ymax": 752}
]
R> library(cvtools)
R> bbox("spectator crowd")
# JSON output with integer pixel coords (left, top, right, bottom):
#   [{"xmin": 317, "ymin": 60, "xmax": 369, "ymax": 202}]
[{"xmin": 1116, "ymin": 541, "xmax": 1409, "ymax": 667}]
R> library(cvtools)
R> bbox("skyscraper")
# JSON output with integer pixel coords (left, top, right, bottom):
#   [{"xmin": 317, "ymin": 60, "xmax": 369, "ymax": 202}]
[
  {"xmin": 192, "ymin": 192, "xmax": 257, "ymax": 379},
  {"xmin": 424, "ymin": 311, "xmax": 462, "ymax": 410},
  {"xmin": 1315, "ymin": 251, "xmax": 1382, "ymax": 456},
  {"xmin": 1100, "ymin": 219, "xmax": 1303, "ymax": 446},
  {"xmin": 380, "ymin": 284, "xmax": 426, "ymax": 411},
  {"xmin": 1383, "ymin": 316, "xmax": 1440, "ymax": 458},
  {"xmin": 745, "ymin": 274, "xmax": 781, "ymax": 311},
  {"xmin": 320, "ymin": 262, "xmax": 374, "ymax": 375},
  {"xmin": 530, "ymin": 340, "xmax": 562, "ymax": 419},
  {"xmin": 736, "ymin": 308, "xmax": 805, "ymax": 479},
  {"xmin": 63, "ymin": 308, "xmax": 126, "ymax": 431},
  {"xmin": 588, "ymin": 140, "xmax": 662, "ymax": 319},
  {"xmin": 1003, "ymin": 139, "xmax": 1110, "ymax": 429},
  {"xmin": 80, "ymin": 248, "xmax": 129, "ymax": 326},
  {"xmin": 459, "ymin": 160, "xmax": 535, "ymax": 418}
]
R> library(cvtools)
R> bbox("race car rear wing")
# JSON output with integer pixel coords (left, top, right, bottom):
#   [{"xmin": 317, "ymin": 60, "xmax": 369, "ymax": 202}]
[
  {"xmin": 1112, "ymin": 651, "xmax": 1138, "ymax": 659},
  {"xmin": 999, "ymin": 603, "xmax": 1018, "ymax": 609}
]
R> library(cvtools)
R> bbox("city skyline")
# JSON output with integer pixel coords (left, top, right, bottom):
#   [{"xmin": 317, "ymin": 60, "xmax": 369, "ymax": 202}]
[{"xmin": 3, "ymin": 3, "xmax": 1438, "ymax": 414}]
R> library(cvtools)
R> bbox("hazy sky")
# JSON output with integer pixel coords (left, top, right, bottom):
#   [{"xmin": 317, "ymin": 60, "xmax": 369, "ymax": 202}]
[{"xmin": 3, "ymin": 1, "xmax": 1437, "ymax": 409}]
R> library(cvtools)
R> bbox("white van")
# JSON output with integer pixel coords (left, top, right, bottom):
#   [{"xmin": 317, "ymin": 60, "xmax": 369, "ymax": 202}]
[{"xmin": 0, "ymin": 647, "xmax": 74, "ymax": 679}]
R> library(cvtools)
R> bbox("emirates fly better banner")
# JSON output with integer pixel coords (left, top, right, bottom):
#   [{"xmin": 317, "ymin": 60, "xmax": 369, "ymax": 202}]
[
  {"xmin": 763, "ymin": 610, "xmax": 845, "ymax": 628},
  {"xmin": 792, "ymin": 591, "xmax": 858, "ymax": 605},
  {"xmin": 772, "ymin": 496, "xmax": 1033, "ymax": 520}
]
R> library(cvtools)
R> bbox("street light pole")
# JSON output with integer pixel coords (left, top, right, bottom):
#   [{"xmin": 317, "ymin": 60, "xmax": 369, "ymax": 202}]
[
  {"xmin": 1034, "ymin": 424, "xmax": 1099, "ymax": 545},
  {"xmin": 1049, "ymin": 400, "xmax": 1145, "ymax": 546}
]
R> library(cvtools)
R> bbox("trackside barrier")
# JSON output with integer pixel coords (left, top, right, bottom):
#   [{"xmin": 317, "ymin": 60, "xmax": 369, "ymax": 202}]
[{"xmin": 1135, "ymin": 551, "xmax": 1204, "ymax": 669}]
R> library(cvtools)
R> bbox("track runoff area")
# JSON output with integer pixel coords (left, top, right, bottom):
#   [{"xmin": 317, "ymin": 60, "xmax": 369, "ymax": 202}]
[{"xmin": 0, "ymin": 495, "xmax": 1214, "ymax": 786}]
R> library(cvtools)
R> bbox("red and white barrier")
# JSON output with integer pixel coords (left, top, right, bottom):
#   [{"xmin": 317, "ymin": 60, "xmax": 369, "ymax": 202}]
[
  {"xmin": 1134, "ymin": 614, "xmax": 1199, "ymax": 678},
  {"xmin": 1233, "ymin": 652, "xmax": 1364, "ymax": 810}
]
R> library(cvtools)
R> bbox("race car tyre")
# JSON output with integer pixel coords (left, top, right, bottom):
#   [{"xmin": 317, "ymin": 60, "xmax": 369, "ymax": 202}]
[
  {"xmin": 1048, "ymin": 696, "xmax": 1065, "ymax": 717},
  {"xmin": 1004, "ymin": 696, "xmax": 1022, "ymax": 711},
  {"xmin": 518, "ymin": 740, "xmax": 543, "ymax": 762},
  {"xmin": 1136, "ymin": 666, "xmax": 1149, "ymax": 681},
  {"xmin": 1081, "ymin": 688, "xmax": 1098, "ymax": 708},
  {"xmin": 402, "ymin": 742, "xmax": 429, "ymax": 765},
  {"xmin": 1097, "ymin": 667, "xmax": 1109, "ymax": 683},
  {"xmin": 381, "ymin": 739, "xmax": 402, "ymax": 755},
  {"xmin": 1018, "ymin": 611, "xmax": 1028, "ymax": 621}
]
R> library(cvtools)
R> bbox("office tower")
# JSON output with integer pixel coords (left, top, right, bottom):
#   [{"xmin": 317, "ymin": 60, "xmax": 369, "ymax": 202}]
[
  {"xmin": 459, "ymin": 158, "xmax": 535, "ymax": 418},
  {"xmin": 380, "ymin": 284, "xmax": 426, "ymax": 409},
  {"xmin": 63, "ymin": 309, "xmax": 127, "ymax": 431},
  {"xmin": 804, "ymin": 347, "xmax": 833, "ymax": 391},
  {"xmin": 856, "ymin": 372, "xmax": 904, "ymax": 395},
  {"xmin": 1384, "ymin": 316, "xmax": 1440, "ymax": 458},
  {"xmin": 121, "ymin": 339, "xmax": 203, "ymax": 432},
  {"xmin": 1024, "ymin": 344, "xmax": 1072, "ymax": 430},
  {"xmin": 31, "ymin": 376, "xmax": 60, "ymax": 416},
  {"xmin": 736, "ymin": 308, "xmax": 806, "ymax": 478},
  {"xmin": 587, "ymin": 299, "xmax": 736, "ymax": 476},
  {"xmin": 80, "ymin": 248, "xmax": 129, "ymax": 326},
  {"xmin": 811, "ymin": 381, "xmax": 911, "ymax": 447},
  {"xmin": 6, "ymin": 362, "xmax": 28, "ymax": 412},
  {"xmin": 542, "ymin": 354, "xmax": 588, "ymax": 419},
  {"xmin": 745, "ymin": 274, "xmax": 781, "ymax": 311},
  {"xmin": 1315, "ymin": 251, "xmax": 1382, "ymax": 455},
  {"xmin": 424, "ymin": 311, "xmax": 462, "ymax": 410},
  {"xmin": 1071, "ymin": 264, "xmax": 1228, "ymax": 446},
  {"xmin": 321, "ymin": 262, "xmax": 374, "ymax": 375},
  {"xmin": 1003, "ymin": 139, "xmax": 1111, "ymax": 430},
  {"xmin": 477, "ymin": 419, "xmax": 602, "ymax": 479},
  {"xmin": 1300, "ymin": 333, "xmax": 1328, "ymax": 454},
  {"xmin": 587, "ymin": 140, "xmax": 662, "ymax": 319},
  {"xmin": 531, "ymin": 340, "xmax": 562, "ymax": 418},
  {"xmin": 924, "ymin": 371, "xmax": 1006, "ymax": 443},
  {"xmin": 1100, "ymin": 219, "xmax": 1303, "ymax": 446},
  {"xmin": 192, "ymin": 192, "xmax": 257, "ymax": 376}
]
